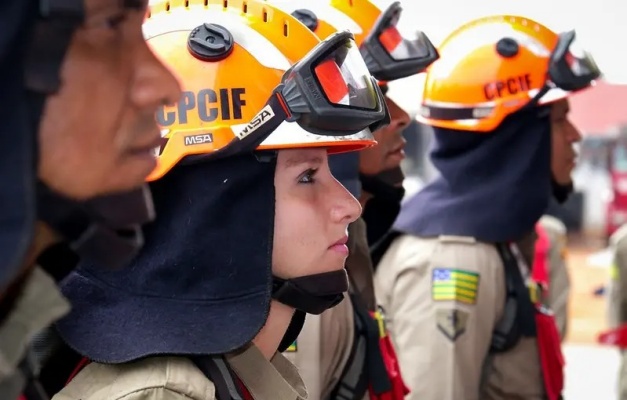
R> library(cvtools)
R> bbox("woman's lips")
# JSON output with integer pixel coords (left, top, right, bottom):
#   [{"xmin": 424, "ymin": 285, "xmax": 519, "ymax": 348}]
[{"xmin": 329, "ymin": 235, "xmax": 349, "ymax": 255}]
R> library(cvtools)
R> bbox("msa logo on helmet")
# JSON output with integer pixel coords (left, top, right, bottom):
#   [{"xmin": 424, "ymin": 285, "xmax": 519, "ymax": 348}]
[
  {"xmin": 483, "ymin": 74, "xmax": 532, "ymax": 101},
  {"xmin": 184, "ymin": 133, "xmax": 214, "ymax": 146},
  {"xmin": 236, "ymin": 105, "xmax": 275, "ymax": 139},
  {"xmin": 157, "ymin": 88, "xmax": 246, "ymax": 126}
]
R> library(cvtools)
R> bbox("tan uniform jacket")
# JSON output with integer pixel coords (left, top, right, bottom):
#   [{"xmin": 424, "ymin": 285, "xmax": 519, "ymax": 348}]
[
  {"xmin": 608, "ymin": 224, "xmax": 627, "ymax": 329},
  {"xmin": 0, "ymin": 267, "xmax": 70, "ymax": 397},
  {"xmin": 374, "ymin": 234, "xmax": 545, "ymax": 400},
  {"xmin": 606, "ymin": 224, "xmax": 627, "ymax": 400},
  {"xmin": 283, "ymin": 218, "xmax": 374, "ymax": 400},
  {"xmin": 52, "ymin": 344, "xmax": 306, "ymax": 400},
  {"xmin": 537, "ymin": 215, "xmax": 570, "ymax": 340},
  {"xmin": 284, "ymin": 293, "xmax": 355, "ymax": 400}
]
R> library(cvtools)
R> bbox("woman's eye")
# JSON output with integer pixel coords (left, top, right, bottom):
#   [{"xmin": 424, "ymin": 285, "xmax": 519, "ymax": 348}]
[{"xmin": 298, "ymin": 168, "xmax": 318, "ymax": 184}]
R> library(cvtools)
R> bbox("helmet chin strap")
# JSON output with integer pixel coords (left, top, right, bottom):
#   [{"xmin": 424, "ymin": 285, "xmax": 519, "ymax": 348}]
[
  {"xmin": 551, "ymin": 177, "xmax": 573, "ymax": 204},
  {"xmin": 271, "ymin": 269, "xmax": 348, "ymax": 314},
  {"xmin": 37, "ymin": 183, "xmax": 155, "ymax": 269},
  {"xmin": 272, "ymin": 269, "xmax": 349, "ymax": 354}
]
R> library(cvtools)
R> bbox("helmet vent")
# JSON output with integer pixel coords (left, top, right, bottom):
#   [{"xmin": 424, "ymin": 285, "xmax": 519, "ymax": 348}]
[{"xmin": 496, "ymin": 37, "xmax": 519, "ymax": 58}]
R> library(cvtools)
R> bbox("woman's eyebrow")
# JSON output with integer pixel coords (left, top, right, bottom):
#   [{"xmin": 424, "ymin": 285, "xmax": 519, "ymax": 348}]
[{"xmin": 285, "ymin": 154, "xmax": 323, "ymax": 168}]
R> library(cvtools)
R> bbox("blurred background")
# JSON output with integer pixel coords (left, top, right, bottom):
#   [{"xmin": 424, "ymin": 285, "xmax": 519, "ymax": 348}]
[{"xmin": 371, "ymin": 0, "xmax": 627, "ymax": 397}]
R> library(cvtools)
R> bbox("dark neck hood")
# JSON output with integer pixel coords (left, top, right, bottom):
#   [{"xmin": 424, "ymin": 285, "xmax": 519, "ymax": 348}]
[{"xmin": 394, "ymin": 107, "xmax": 552, "ymax": 242}]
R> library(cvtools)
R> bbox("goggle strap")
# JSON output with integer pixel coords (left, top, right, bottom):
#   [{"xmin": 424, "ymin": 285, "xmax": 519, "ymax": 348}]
[
  {"xmin": 233, "ymin": 93, "xmax": 289, "ymax": 141},
  {"xmin": 521, "ymin": 84, "xmax": 551, "ymax": 112},
  {"xmin": 183, "ymin": 94, "xmax": 292, "ymax": 164}
]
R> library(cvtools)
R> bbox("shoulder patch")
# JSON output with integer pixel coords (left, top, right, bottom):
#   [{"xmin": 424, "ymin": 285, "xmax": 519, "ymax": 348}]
[
  {"xmin": 436, "ymin": 308, "xmax": 469, "ymax": 342},
  {"xmin": 286, "ymin": 340, "xmax": 297, "ymax": 352},
  {"xmin": 431, "ymin": 268, "xmax": 479, "ymax": 305}
]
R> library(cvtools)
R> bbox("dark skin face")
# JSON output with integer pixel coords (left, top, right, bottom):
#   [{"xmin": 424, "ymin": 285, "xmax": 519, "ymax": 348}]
[
  {"xmin": 37, "ymin": 0, "xmax": 181, "ymax": 201},
  {"xmin": 550, "ymin": 99, "xmax": 582, "ymax": 185},
  {"xmin": 359, "ymin": 95, "xmax": 411, "ymax": 175},
  {"xmin": 1, "ymin": 0, "xmax": 182, "ymax": 317}
]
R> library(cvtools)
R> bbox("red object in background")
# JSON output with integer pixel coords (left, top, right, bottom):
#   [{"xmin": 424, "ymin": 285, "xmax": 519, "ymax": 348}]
[
  {"xmin": 535, "ymin": 310, "xmax": 565, "ymax": 400},
  {"xmin": 368, "ymin": 334, "xmax": 410, "ymax": 400},
  {"xmin": 533, "ymin": 224, "xmax": 550, "ymax": 291},
  {"xmin": 598, "ymin": 324, "xmax": 627, "ymax": 348},
  {"xmin": 531, "ymin": 229, "xmax": 565, "ymax": 400}
]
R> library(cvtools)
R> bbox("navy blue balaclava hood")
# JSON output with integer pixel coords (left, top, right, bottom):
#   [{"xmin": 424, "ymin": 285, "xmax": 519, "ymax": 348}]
[
  {"xmin": 0, "ymin": 1, "xmax": 38, "ymax": 289},
  {"xmin": 394, "ymin": 106, "xmax": 552, "ymax": 242},
  {"xmin": 57, "ymin": 154, "xmax": 275, "ymax": 363}
]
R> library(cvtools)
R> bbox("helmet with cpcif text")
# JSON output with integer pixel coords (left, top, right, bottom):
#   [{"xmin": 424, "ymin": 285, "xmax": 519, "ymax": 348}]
[
  {"xmin": 144, "ymin": 0, "xmax": 389, "ymax": 181},
  {"xmin": 417, "ymin": 15, "xmax": 601, "ymax": 132}
]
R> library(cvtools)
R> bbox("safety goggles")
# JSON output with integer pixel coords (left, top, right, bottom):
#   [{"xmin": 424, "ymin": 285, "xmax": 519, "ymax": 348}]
[
  {"xmin": 247, "ymin": 29, "xmax": 388, "ymax": 135},
  {"xmin": 550, "ymin": 30, "xmax": 600, "ymax": 91},
  {"xmin": 360, "ymin": 1, "xmax": 439, "ymax": 82},
  {"xmin": 530, "ymin": 29, "xmax": 601, "ymax": 105},
  {"xmin": 206, "ymin": 29, "xmax": 389, "ymax": 160}
]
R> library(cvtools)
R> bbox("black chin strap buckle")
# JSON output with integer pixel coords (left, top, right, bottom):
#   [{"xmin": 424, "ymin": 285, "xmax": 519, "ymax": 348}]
[{"xmin": 37, "ymin": 183, "xmax": 154, "ymax": 269}]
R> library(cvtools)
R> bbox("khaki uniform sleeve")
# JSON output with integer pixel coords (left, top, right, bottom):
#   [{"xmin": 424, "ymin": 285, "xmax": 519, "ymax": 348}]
[
  {"xmin": 608, "ymin": 226, "xmax": 627, "ymax": 328},
  {"xmin": 52, "ymin": 357, "xmax": 215, "ymax": 400},
  {"xmin": 283, "ymin": 293, "xmax": 354, "ymax": 400},
  {"xmin": 374, "ymin": 235, "xmax": 505, "ymax": 400},
  {"xmin": 538, "ymin": 215, "xmax": 570, "ymax": 339},
  {"xmin": 608, "ymin": 227, "xmax": 627, "ymax": 400},
  {"xmin": 0, "ymin": 267, "xmax": 69, "ymax": 379},
  {"xmin": 619, "ymin": 351, "xmax": 627, "ymax": 400},
  {"xmin": 53, "ymin": 387, "xmax": 195, "ymax": 400}
]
